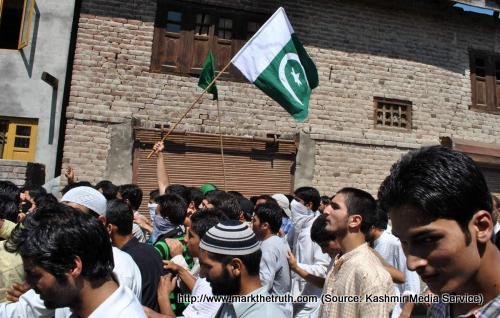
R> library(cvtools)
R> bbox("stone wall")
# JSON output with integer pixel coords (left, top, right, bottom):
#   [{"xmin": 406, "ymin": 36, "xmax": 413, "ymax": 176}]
[{"xmin": 62, "ymin": 0, "xmax": 500, "ymax": 195}]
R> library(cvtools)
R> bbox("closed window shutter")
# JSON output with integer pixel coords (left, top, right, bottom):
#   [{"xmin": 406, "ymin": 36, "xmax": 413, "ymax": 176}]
[
  {"xmin": 132, "ymin": 129, "xmax": 296, "ymax": 216},
  {"xmin": 472, "ymin": 55, "xmax": 488, "ymax": 108},
  {"xmin": 151, "ymin": 4, "xmax": 184, "ymax": 73}
]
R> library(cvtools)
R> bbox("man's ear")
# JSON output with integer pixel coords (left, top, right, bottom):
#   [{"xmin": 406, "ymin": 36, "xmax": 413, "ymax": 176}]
[
  {"xmin": 106, "ymin": 223, "xmax": 114, "ymax": 236},
  {"xmin": 305, "ymin": 201, "xmax": 313, "ymax": 210},
  {"xmin": 348, "ymin": 214, "xmax": 362, "ymax": 229},
  {"xmin": 69, "ymin": 256, "xmax": 83, "ymax": 278},
  {"xmin": 229, "ymin": 258, "xmax": 243, "ymax": 277},
  {"xmin": 471, "ymin": 210, "xmax": 494, "ymax": 243}
]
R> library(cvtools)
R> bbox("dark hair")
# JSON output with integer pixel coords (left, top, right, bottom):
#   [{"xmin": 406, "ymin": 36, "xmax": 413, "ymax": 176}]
[
  {"xmin": 22, "ymin": 186, "xmax": 47, "ymax": 200},
  {"xmin": 60, "ymin": 181, "xmax": 93, "ymax": 195},
  {"xmin": 310, "ymin": 214, "xmax": 336, "ymax": 244},
  {"xmin": 208, "ymin": 249, "xmax": 262, "ymax": 276},
  {"xmin": 238, "ymin": 198, "xmax": 254, "ymax": 222},
  {"xmin": 227, "ymin": 191, "xmax": 244, "ymax": 198},
  {"xmin": 106, "ymin": 199, "xmax": 133, "ymax": 235},
  {"xmin": 294, "ymin": 187, "xmax": 321, "ymax": 211},
  {"xmin": 156, "ymin": 194, "xmax": 186, "ymax": 225},
  {"xmin": 336, "ymin": 187, "xmax": 377, "ymax": 234},
  {"xmin": 0, "ymin": 181, "xmax": 20, "ymax": 205},
  {"xmin": 0, "ymin": 194, "xmax": 19, "ymax": 222},
  {"xmin": 254, "ymin": 203, "xmax": 283, "ymax": 234},
  {"xmin": 95, "ymin": 180, "xmax": 118, "ymax": 201},
  {"xmin": 33, "ymin": 194, "xmax": 58, "ymax": 211},
  {"xmin": 118, "ymin": 184, "xmax": 143, "ymax": 211},
  {"xmin": 320, "ymin": 195, "xmax": 331, "ymax": 205},
  {"xmin": 5, "ymin": 203, "xmax": 114, "ymax": 283},
  {"xmin": 254, "ymin": 195, "xmax": 277, "ymax": 206},
  {"xmin": 188, "ymin": 187, "xmax": 203, "ymax": 207},
  {"xmin": 190, "ymin": 209, "xmax": 228, "ymax": 239},
  {"xmin": 166, "ymin": 184, "xmax": 190, "ymax": 204},
  {"xmin": 205, "ymin": 190, "xmax": 230, "ymax": 208},
  {"xmin": 373, "ymin": 206, "xmax": 389, "ymax": 230},
  {"xmin": 220, "ymin": 196, "xmax": 242, "ymax": 221},
  {"xmin": 149, "ymin": 189, "xmax": 160, "ymax": 202},
  {"xmin": 378, "ymin": 146, "xmax": 492, "ymax": 242}
]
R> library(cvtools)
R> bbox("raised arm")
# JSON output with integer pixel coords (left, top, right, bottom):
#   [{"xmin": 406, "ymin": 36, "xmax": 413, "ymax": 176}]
[{"xmin": 153, "ymin": 141, "xmax": 169, "ymax": 195}]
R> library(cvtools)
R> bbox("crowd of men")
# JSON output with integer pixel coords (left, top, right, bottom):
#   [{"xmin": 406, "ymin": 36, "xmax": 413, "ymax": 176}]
[{"xmin": 0, "ymin": 144, "xmax": 499, "ymax": 318}]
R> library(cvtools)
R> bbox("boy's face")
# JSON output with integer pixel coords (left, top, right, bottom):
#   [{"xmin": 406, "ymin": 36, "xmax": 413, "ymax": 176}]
[
  {"xmin": 323, "ymin": 193, "xmax": 350, "ymax": 236},
  {"xmin": 185, "ymin": 228, "xmax": 200, "ymax": 257},
  {"xmin": 390, "ymin": 205, "xmax": 482, "ymax": 295},
  {"xmin": 318, "ymin": 239, "xmax": 341, "ymax": 256}
]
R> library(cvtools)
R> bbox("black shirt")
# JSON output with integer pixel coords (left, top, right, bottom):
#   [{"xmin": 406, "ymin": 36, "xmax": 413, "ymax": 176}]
[{"xmin": 122, "ymin": 237, "xmax": 164, "ymax": 311}]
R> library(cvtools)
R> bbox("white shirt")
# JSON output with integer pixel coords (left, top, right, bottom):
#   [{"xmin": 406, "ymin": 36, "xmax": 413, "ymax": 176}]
[
  {"xmin": 87, "ymin": 285, "xmax": 146, "ymax": 318},
  {"xmin": 182, "ymin": 277, "xmax": 221, "ymax": 318},
  {"xmin": 373, "ymin": 231, "xmax": 421, "ymax": 318},
  {"xmin": 0, "ymin": 247, "xmax": 142, "ymax": 318},
  {"xmin": 288, "ymin": 200, "xmax": 330, "ymax": 318}
]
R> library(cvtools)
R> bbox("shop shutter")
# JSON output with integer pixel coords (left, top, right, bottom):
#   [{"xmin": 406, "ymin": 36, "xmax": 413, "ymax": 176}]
[
  {"xmin": 132, "ymin": 128, "xmax": 296, "ymax": 215},
  {"xmin": 480, "ymin": 166, "xmax": 500, "ymax": 196}
]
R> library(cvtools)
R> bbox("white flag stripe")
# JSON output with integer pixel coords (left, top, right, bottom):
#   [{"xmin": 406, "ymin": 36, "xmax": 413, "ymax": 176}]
[{"xmin": 231, "ymin": 7, "xmax": 294, "ymax": 82}]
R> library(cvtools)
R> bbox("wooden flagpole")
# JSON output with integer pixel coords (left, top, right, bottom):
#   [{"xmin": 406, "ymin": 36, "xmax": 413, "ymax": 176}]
[
  {"xmin": 146, "ymin": 61, "xmax": 232, "ymax": 159},
  {"xmin": 216, "ymin": 98, "xmax": 227, "ymax": 190}
]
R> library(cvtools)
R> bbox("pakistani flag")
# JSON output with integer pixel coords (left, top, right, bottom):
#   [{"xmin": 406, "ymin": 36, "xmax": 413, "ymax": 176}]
[
  {"xmin": 198, "ymin": 51, "xmax": 218, "ymax": 100},
  {"xmin": 231, "ymin": 7, "xmax": 318, "ymax": 121}
]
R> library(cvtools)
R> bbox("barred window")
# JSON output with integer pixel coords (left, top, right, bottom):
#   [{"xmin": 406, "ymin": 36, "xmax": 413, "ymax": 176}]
[{"xmin": 374, "ymin": 97, "xmax": 412, "ymax": 131}]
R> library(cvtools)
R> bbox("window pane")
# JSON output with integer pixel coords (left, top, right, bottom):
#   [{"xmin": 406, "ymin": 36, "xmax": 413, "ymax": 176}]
[
  {"xmin": 14, "ymin": 137, "xmax": 30, "ymax": 148},
  {"xmin": 167, "ymin": 11, "xmax": 182, "ymax": 22},
  {"xmin": 166, "ymin": 23, "xmax": 181, "ymax": 33},
  {"xmin": 476, "ymin": 67, "xmax": 485, "ymax": 77},
  {"xmin": 195, "ymin": 13, "xmax": 211, "ymax": 35},
  {"xmin": 16, "ymin": 125, "xmax": 31, "ymax": 136},
  {"xmin": 165, "ymin": 10, "xmax": 182, "ymax": 33}
]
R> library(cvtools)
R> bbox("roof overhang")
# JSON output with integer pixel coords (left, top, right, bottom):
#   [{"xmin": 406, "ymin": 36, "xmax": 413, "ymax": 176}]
[
  {"xmin": 440, "ymin": 137, "xmax": 500, "ymax": 167},
  {"xmin": 454, "ymin": 0, "xmax": 500, "ymax": 12}
]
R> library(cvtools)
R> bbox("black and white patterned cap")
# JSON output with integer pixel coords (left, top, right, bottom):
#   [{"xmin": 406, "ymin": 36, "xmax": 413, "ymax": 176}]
[{"xmin": 200, "ymin": 220, "xmax": 261, "ymax": 255}]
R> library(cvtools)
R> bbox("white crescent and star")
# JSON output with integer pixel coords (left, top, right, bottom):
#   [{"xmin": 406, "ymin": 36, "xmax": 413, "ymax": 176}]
[{"xmin": 278, "ymin": 53, "xmax": 309, "ymax": 106}]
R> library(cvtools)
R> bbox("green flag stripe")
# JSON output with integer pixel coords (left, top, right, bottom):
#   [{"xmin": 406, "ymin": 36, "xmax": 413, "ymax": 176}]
[{"xmin": 254, "ymin": 34, "xmax": 317, "ymax": 121}]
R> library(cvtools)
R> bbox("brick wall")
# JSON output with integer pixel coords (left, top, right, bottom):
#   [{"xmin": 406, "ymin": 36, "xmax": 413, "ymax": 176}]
[
  {"xmin": 0, "ymin": 160, "xmax": 27, "ymax": 187},
  {"xmin": 62, "ymin": 0, "xmax": 500, "ymax": 195}
]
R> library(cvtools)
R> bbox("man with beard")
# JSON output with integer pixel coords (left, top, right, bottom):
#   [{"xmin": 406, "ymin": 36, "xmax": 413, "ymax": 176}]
[
  {"xmin": 199, "ymin": 220, "xmax": 287, "ymax": 318},
  {"xmin": 321, "ymin": 188, "xmax": 394, "ymax": 318},
  {"xmin": 2, "ymin": 203, "xmax": 146, "ymax": 317},
  {"xmin": 378, "ymin": 146, "xmax": 500, "ymax": 318}
]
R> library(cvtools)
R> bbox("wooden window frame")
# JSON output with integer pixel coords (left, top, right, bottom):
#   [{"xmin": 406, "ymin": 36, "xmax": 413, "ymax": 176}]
[
  {"xmin": 0, "ymin": 0, "xmax": 35, "ymax": 50},
  {"xmin": 0, "ymin": 116, "xmax": 38, "ymax": 162},
  {"xmin": 151, "ymin": 0, "xmax": 267, "ymax": 81},
  {"xmin": 373, "ymin": 97, "xmax": 412, "ymax": 132},
  {"xmin": 469, "ymin": 50, "xmax": 500, "ymax": 115}
]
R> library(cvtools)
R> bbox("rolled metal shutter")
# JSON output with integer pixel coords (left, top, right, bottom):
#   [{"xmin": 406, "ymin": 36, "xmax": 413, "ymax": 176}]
[
  {"xmin": 132, "ymin": 128, "xmax": 296, "ymax": 215},
  {"xmin": 480, "ymin": 166, "xmax": 500, "ymax": 196}
]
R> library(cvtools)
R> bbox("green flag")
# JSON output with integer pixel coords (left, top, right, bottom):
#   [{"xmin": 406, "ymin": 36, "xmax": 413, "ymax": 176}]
[
  {"xmin": 198, "ymin": 52, "xmax": 218, "ymax": 100},
  {"xmin": 231, "ymin": 7, "xmax": 318, "ymax": 121}
]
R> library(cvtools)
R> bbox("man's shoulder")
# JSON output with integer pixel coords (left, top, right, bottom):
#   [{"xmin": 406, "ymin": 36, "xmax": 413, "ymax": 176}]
[{"xmin": 240, "ymin": 302, "xmax": 287, "ymax": 318}]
